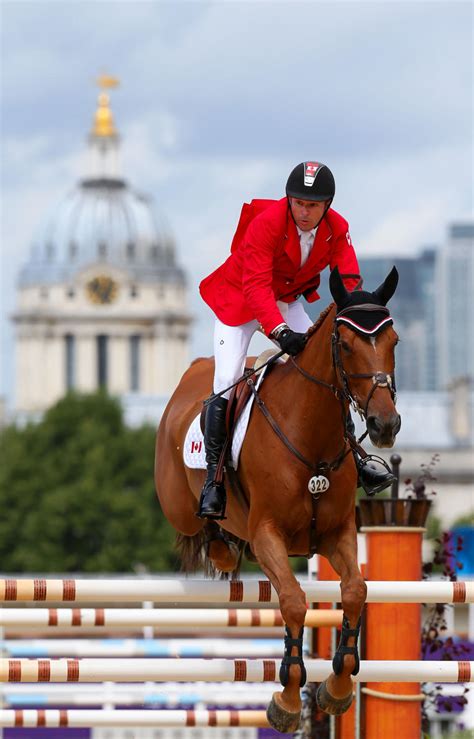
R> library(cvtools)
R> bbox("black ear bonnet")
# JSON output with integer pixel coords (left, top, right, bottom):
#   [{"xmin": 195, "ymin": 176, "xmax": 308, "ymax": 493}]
[{"xmin": 329, "ymin": 266, "xmax": 398, "ymax": 337}]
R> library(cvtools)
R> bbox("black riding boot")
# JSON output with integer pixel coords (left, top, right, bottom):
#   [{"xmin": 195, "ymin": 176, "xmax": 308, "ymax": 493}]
[
  {"xmin": 347, "ymin": 413, "xmax": 396, "ymax": 497},
  {"xmin": 197, "ymin": 397, "xmax": 229, "ymax": 520}
]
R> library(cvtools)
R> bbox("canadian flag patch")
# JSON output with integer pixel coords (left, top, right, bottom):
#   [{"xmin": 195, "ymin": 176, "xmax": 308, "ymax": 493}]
[{"xmin": 304, "ymin": 161, "xmax": 321, "ymax": 187}]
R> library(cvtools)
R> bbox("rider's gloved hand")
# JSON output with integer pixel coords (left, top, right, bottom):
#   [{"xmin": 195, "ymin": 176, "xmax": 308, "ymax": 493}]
[{"xmin": 272, "ymin": 324, "xmax": 307, "ymax": 356}]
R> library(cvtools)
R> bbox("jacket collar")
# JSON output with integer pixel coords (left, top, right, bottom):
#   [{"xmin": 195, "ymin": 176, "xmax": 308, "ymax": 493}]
[{"xmin": 284, "ymin": 206, "xmax": 333, "ymax": 270}]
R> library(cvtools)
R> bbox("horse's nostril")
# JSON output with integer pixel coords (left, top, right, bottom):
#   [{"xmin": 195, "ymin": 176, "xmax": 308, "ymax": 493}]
[
  {"xmin": 394, "ymin": 414, "xmax": 402, "ymax": 435},
  {"xmin": 367, "ymin": 416, "xmax": 383, "ymax": 435}
]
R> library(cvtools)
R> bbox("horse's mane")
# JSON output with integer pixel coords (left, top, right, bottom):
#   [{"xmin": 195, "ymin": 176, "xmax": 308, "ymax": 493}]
[{"xmin": 307, "ymin": 302, "xmax": 335, "ymax": 338}]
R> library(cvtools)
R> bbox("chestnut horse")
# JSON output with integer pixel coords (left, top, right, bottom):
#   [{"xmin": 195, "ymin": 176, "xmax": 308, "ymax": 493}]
[{"xmin": 155, "ymin": 266, "xmax": 400, "ymax": 733}]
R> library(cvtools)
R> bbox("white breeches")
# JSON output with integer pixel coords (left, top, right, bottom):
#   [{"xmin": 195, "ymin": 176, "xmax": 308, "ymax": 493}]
[{"xmin": 213, "ymin": 301, "xmax": 313, "ymax": 397}]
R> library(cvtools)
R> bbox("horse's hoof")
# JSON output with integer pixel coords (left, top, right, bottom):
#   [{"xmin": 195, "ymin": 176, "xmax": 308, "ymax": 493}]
[
  {"xmin": 266, "ymin": 693, "xmax": 301, "ymax": 733},
  {"xmin": 316, "ymin": 680, "xmax": 353, "ymax": 715}
]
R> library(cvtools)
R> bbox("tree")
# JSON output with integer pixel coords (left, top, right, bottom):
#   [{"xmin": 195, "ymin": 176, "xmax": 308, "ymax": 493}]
[{"xmin": 0, "ymin": 392, "xmax": 178, "ymax": 573}]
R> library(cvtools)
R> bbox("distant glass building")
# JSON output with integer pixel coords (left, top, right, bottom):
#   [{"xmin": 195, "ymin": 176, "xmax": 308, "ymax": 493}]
[
  {"xmin": 438, "ymin": 222, "xmax": 474, "ymax": 389},
  {"xmin": 310, "ymin": 254, "xmax": 437, "ymax": 391}
]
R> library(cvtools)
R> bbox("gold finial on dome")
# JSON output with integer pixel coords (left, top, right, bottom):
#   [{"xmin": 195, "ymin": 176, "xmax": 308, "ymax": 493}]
[{"xmin": 91, "ymin": 75, "xmax": 120, "ymax": 138}]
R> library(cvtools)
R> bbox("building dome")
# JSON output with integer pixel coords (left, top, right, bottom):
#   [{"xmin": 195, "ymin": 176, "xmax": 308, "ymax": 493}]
[
  {"xmin": 19, "ymin": 78, "xmax": 184, "ymax": 288},
  {"xmin": 20, "ymin": 177, "xmax": 182, "ymax": 287}
]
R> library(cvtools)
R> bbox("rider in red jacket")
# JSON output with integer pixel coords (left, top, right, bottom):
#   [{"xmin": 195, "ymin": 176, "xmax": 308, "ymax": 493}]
[{"xmin": 197, "ymin": 162, "xmax": 395, "ymax": 520}]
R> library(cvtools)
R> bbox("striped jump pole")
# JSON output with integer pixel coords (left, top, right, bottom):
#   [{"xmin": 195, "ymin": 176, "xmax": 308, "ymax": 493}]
[
  {"xmin": 1, "ymin": 658, "xmax": 472, "ymax": 683},
  {"xmin": 0, "ymin": 708, "xmax": 270, "ymax": 728},
  {"xmin": 1, "ymin": 579, "xmax": 472, "ymax": 603},
  {"xmin": 0, "ymin": 607, "xmax": 342, "ymax": 629}
]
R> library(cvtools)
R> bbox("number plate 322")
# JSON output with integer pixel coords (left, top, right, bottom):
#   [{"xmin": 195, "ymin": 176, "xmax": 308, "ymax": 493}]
[{"xmin": 308, "ymin": 475, "xmax": 330, "ymax": 496}]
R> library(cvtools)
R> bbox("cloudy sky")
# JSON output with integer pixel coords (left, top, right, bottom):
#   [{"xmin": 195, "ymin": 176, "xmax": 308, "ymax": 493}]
[{"xmin": 1, "ymin": 0, "xmax": 472, "ymax": 407}]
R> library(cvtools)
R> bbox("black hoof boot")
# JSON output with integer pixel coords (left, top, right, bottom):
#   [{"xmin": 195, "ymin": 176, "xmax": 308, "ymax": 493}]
[
  {"xmin": 197, "ymin": 475, "xmax": 227, "ymax": 520},
  {"xmin": 358, "ymin": 459, "xmax": 395, "ymax": 497}
]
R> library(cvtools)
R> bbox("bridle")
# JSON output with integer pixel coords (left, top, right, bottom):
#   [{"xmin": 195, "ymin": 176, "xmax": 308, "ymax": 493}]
[
  {"xmin": 330, "ymin": 304, "xmax": 397, "ymax": 419},
  {"xmin": 291, "ymin": 303, "xmax": 397, "ymax": 424}
]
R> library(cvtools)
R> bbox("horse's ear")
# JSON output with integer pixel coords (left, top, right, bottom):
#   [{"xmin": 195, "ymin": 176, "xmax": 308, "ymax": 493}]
[
  {"xmin": 373, "ymin": 266, "xmax": 399, "ymax": 305},
  {"xmin": 329, "ymin": 266, "xmax": 349, "ymax": 306}
]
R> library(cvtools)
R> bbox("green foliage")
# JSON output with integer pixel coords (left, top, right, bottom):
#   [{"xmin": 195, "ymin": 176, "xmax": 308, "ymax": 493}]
[
  {"xmin": 452, "ymin": 511, "xmax": 474, "ymax": 527},
  {"xmin": 425, "ymin": 512, "xmax": 442, "ymax": 540},
  {"xmin": 0, "ymin": 392, "xmax": 178, "ymax": 573}
]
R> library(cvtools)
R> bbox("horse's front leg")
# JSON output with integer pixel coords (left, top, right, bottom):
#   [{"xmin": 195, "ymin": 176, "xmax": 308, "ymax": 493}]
[
  {"xmin": 251, "ymin": 523, "xmax": 307, "ymax": 734},
  {"xmin": 317, "ymin": 517, "xmax": 367, "ymax": 715}
]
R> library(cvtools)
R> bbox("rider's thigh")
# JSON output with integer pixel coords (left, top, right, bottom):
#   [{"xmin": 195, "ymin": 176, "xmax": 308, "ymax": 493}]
[
  {"xmin": 213, "ymin": 318, "xmax": 259, "ymax": 397},
  {"xmin": 286, "ymin": 300, "xmax": 313, "ymax": 332}
]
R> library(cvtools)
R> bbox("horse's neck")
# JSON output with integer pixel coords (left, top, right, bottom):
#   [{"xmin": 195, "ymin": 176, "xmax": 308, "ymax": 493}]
[
  {"xmin": 281, "ymin": 307, "xmax": 346, "ymax": 453},
  {"xmin": 299, "ymin": 308, "xmax": 337, "ymax": 389}
]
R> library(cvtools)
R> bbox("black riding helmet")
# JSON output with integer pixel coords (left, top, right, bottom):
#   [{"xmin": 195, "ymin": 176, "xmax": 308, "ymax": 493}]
[
  {"xmin": 286, "ymin": 162, "xmax": 335, "ymax": 228},
  {"xmin": 286, "ymin": 161, "xmax": 335, "ymax": 202}
]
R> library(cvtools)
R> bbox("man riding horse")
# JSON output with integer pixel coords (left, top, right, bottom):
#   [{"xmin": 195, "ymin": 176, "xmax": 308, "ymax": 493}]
[{"xmin": 198, "ymin": 161, "xmax": 395, "ymax": 520}]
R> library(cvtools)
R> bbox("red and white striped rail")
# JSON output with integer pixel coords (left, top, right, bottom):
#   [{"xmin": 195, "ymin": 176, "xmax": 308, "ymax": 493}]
[
  {"xmin": 0, "ymin": 708, "xmax": 269, "ymax": 728},
  {"xmin": 0, "ymin": 607, "xmax": 342, "ymax": 629},
  {"xmin": 1, "ymin": 578, "xmax": 473, "ymax": 603},
  {"xmin": 1, "ymin": 658, "xmax": 472, "ymax": 683}
]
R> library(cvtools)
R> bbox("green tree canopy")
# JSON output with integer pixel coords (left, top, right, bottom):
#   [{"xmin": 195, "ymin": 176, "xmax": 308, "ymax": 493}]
[{"xmin": 0, "ymin": 392, "xmax": 178, "ymax": 573}]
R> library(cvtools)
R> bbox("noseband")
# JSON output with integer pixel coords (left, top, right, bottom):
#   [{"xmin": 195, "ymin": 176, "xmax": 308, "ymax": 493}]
[{"xmin": 331, "ymin": 303, "xmax": 397, "ymax": 418}]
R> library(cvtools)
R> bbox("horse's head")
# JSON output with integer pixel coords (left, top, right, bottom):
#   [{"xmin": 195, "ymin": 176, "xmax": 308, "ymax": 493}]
[{"xmin": 329, "ymin": 266, "xmax": 401, "ymax": 448}]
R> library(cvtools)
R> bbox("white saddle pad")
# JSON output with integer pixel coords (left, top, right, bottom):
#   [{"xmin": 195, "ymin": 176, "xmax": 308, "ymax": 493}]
[{"xmin": 183, "ymin": 353, "xmax": 280, "ymax": 471}]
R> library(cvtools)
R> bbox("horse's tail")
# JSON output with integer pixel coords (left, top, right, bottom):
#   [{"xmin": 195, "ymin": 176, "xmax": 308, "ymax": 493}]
[{"xmin": 175, "ymin": 522, "xmax": 245, "ymax": 580}]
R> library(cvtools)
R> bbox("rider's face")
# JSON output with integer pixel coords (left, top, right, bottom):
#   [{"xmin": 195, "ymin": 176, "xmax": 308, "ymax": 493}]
[{"xmin": 290, "ymin": 198, "xmax": 327, "ymax": 231}]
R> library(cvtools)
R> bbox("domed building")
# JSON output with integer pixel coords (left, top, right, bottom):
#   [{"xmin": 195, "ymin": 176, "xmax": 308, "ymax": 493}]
[{"xmin": 13, "ymin": 78, "xmax": 191, "ymax": 419}]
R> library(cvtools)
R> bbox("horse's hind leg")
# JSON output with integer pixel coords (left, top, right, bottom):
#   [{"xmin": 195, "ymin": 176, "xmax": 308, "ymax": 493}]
[
  {"xmin": 316, "ymin": 517, "xmax": 367, "ymax": 715},
  {"xmin": 251, "ymin": 524, "xmax": 307, "ymax": 733}
]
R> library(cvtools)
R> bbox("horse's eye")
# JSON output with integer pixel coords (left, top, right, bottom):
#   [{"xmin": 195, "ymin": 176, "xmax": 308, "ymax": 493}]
[{"xmin": 341, "ymin": 341, "xmax": 351, "ymax": 353}]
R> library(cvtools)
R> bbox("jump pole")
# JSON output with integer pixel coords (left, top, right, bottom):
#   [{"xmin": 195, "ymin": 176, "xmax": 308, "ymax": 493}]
[
  {"xmin": 0, "ymin": 607, "xmax": 342, "ymax": 629},
  {"xmin": 0, "ymin": 708, "xmax": 270, "ymax": 728},
  {"xmin": 1, "ymin": 579, "xmax": 471, "ymax": 603},
  {"xmin": 1, "ymin": 658, "xmax": 470, "ymax": 683}
]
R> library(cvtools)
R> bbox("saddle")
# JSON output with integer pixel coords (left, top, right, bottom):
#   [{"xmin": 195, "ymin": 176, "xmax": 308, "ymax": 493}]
[{"xmin": 200, "ymin": 349, "xmax": 283, "ymax": 482}]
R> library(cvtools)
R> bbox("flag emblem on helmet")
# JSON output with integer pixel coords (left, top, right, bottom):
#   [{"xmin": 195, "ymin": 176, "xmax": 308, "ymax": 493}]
[{"xmin": 304, "ymin": 161, "xmax": 321, "ymax": 187}]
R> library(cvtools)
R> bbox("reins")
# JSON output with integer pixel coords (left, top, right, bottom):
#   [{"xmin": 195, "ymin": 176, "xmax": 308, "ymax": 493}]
[{"xmin": 203, "ymin": 349, "xmax": 286, "ymax": 407}]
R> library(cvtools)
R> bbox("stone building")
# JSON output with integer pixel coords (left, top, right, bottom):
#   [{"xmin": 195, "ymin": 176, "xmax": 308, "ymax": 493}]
[{"xmin": 12, "ymin": 79, "xmax": 191, "ymax": 418}]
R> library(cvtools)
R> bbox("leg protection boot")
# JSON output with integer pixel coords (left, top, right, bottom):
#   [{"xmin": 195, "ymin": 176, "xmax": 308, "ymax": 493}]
[
  {"xmin": 347, "ymin": 411, "xmax": 396, "ymax": 496},
  {"xmin": 197, "ymin": 397, "xmax": 229, "ymax": 520}
]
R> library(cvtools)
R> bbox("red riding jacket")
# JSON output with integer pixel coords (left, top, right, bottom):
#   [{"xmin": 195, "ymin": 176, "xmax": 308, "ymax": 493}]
[{"xmin": 199, "ymin": 197, "xmax": 360, "ymax": 337}]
